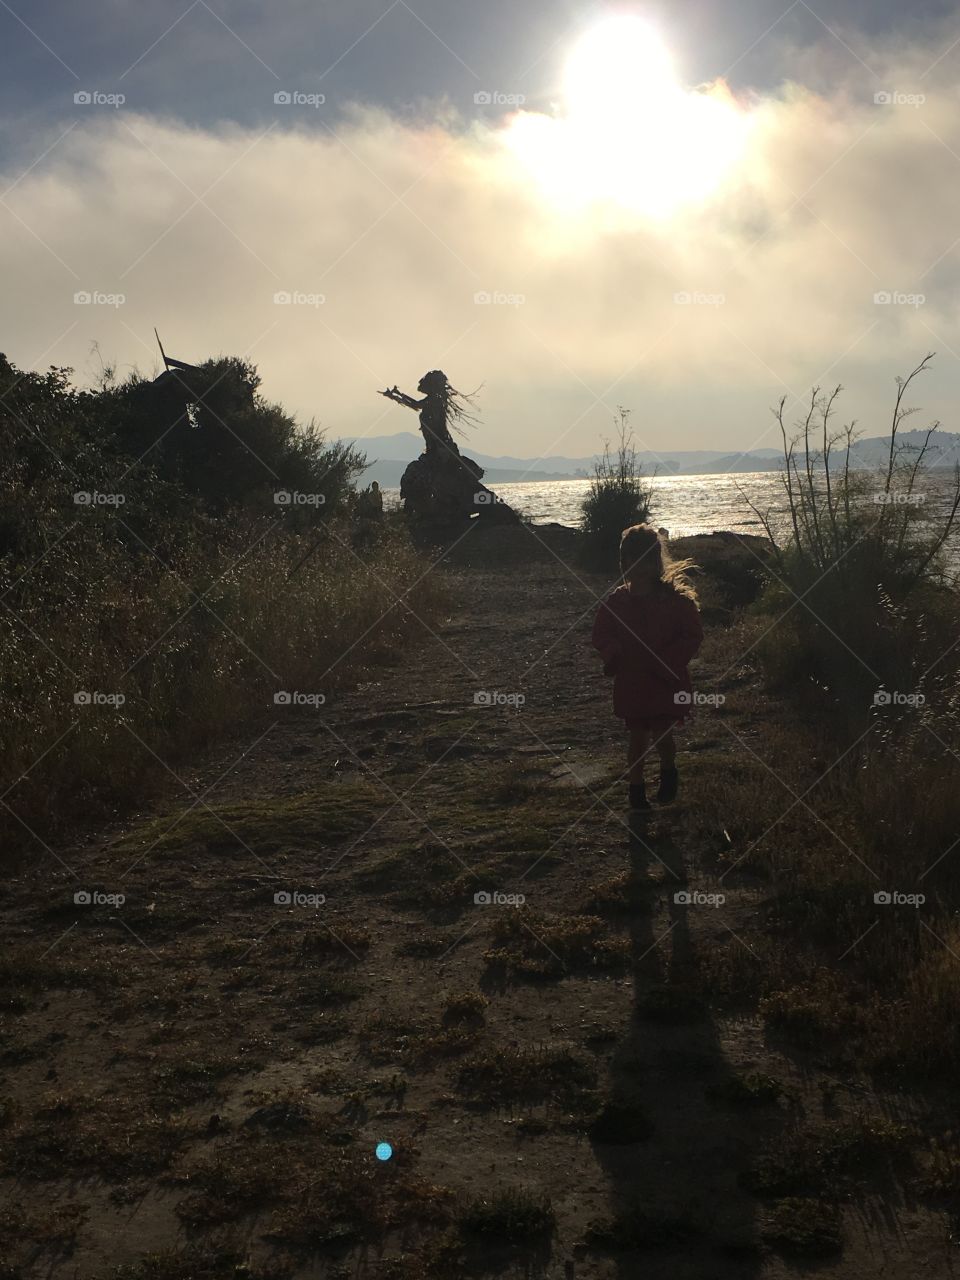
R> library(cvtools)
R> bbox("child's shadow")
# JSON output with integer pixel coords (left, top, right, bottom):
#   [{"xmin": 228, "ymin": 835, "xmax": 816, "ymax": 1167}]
[
  {"xmin": 628, "ymin": 809, "xmax": 686, "ymax": 884},
  {"xmin": 584, "ymin": 812, "xmax": 762, "ymax": 1276}
]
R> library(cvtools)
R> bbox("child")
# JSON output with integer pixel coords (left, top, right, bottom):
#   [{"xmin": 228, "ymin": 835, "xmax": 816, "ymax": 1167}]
[{"xmin": 592, "ymin": 524, "xmax": 703, "ymax": 812}]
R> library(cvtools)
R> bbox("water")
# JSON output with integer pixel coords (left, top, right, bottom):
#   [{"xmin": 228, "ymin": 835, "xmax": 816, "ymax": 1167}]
[
  {"xmin": 382, "ymin": 468, "xmax": 960, "ymax": 561},
  {"xmin": 490, "ymin": 472, "xmax": 788, "ymax": 538},
  {"xmin": 383, "ymin": 471, "xmax": 790, "ymax": 538}
]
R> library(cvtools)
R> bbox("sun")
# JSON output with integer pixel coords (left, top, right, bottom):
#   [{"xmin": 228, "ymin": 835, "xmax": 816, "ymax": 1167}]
[
  {"xmin": 503, "ymin": 15, "xmax": 752, "ymax": 219},
  {"xmin": 564, "ymin": 13, "xmax": 678, "ymax": 122}
]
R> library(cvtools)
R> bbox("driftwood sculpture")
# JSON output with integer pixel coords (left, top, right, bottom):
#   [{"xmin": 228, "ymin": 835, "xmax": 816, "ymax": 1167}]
[{"xmin": 380, "ymin": 370, "xmax": 519, "ymax": 530}]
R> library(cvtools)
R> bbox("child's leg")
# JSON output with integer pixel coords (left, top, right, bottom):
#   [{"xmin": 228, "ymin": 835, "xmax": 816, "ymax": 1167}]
[
  {"xmin": 628, "ymin": 727, "xmax": 650, "ymax": 783},
  {"xmin": 655, "ymin": 729, "xmax": 679, "ymax": 802},
  {"xmin": 627, "ymin": 727, "xmax": 652, "ymax": 811}
]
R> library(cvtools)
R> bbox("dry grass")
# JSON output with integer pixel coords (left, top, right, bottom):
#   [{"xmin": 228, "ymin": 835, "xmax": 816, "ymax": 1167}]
[
  {"xmin": 1, "ymin": 521, "xmax": 449, "ymax": 860},
  {"xmin": 483, "ymin": 909, "xmax": 630, "ymax": 980},
  {"xmin": 743, "ymin": 1115, "xmax": 913, "ymax": 1198}
]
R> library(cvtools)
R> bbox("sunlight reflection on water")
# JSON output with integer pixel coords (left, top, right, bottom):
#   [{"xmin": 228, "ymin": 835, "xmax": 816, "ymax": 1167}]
[
  {"xmin": 384, "ymin": 472, "xmax": 788, "ymax": 537},
  {"xmin": 384, "ymin": 470, "xmax": 960, "ymax": 556}
]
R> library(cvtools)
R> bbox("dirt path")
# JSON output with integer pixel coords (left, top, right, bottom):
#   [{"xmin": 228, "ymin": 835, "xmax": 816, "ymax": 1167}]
[{"xmin": 1, "ymin": 537, "xmax": 955, "ymax": 1278}]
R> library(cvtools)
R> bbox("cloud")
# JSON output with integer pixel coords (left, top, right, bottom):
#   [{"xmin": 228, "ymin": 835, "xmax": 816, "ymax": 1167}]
[{"xmin": 3, "ymin": 30, "xmax": 959, "ymax": 457}]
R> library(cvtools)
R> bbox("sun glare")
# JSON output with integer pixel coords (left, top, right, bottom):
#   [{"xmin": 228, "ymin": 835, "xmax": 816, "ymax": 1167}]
[{"xmin": 503, "ymin": 15, "xmax": 752, "ymax": 219}]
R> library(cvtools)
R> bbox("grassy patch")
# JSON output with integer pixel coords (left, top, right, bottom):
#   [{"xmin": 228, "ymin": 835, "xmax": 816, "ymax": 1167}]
[
  {"xmin": 760, "ymin": 970, "xmax": 870, "ymax": 1051},
  {"xmin": 458, "ymin": 1188, "xmax": 555, "ymax": 1243},
  {"xmin": 483, "ymin": 910, "xmax": 629, "ymax": 980},
  {"xmin": 114, "ymin": 783, "xmax": 382, "ymax": 860},
  {"xmin": 581, "ymin": 1021, "xmax": 619, "ymax": 1046},
  {"xmin": 107, "ymin": 1246, "xmax": 293, "ymax": 1278},
  {"xmin": 3, "ymin": 1090, "xmax": 190, "ymax": 1180},
  {"xmin": 171, "ymin": 1124, "xmax": 372, "ymax": 1231},
  {"xmin": 264, "ymin": 920, "xmax": 372, "ymax": 963},
  {"xmin": 354, "ymin": 846, "xmax": 414, "ymax": 888},
  {"xmin": 761, "ymin": 1198, "xmax": 843, "ymax": 1257},
  {"xmin": 0, "ymin": 954, "xmax": 106, "ymax": 995},
  {"xmin": 148, "ymin": 1046, "xmax": 259, "ymax": 1109},
  {"xmin": 282, "ymin": 971, "xmax": 362, "ymax": 1008},
  {"xmin": 707, "ymin": 1072, "xmax": 786, "ymax": 1108},
  {"xmin": 586, "ymin": 871, "xmax": 655, "ymax": 915},
  {"xmin": 311, "ymin": 1071, "xmax": 407, "ymax": 1107},
  {"xmin": 584, "ymin": 1203, "xmax": 700, "ymax": 1251},
  {"xmin": 357, "ymin": 1004, "xmax": 485, "ymax": 1067},
  {"xmin": 515, "ymin": 1116, "xmax": 550, "ymax": 1136},
  {"xmin": 455, "ymin": 1045, "xmax": 598, "ymax": 1114},
  {"xmin": 485, "ymin": 761, "xmax": 548, "ymax": 807},
  {"xmin": 441, "ymin": 991, "xmax": 489, "ymax": 1022},
  {"xmin": 917, "ymin": 1135, "xmax": 960, "ymax": 1198},
  {"xmin": 358, "ymin": 839, "xmax": 513, "ymax": 913},
  {"xmin": 290, "ymin": 1011, "xmax": 350, "ymax": 1045},
  {"xmin": 395, "ymin": 929, "xmax": 461, "ymax": 958},
  {"xmin": 743, "ymin": 1116, "xmax": 912, "ymax": 1198},
  {"xmin": 0, "ymin": 1200, "xmax": 88, "ymax": 1268},
  {"xmin": 692, "ymin": 935, "xmax": 780, "ymax": 1008},
  {"xmin": 422, "ymin": 867, "xmax": 507, "ymax": 911}
]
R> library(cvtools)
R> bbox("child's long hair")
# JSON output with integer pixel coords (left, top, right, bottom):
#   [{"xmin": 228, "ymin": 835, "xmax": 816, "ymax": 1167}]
[
  {"xmin": 418, "ymin": 369, "xmax": 482, "ymax": 440},
  {"xmin": 619, "ymin": 524, "xmax": 698, "ymax": 602}
]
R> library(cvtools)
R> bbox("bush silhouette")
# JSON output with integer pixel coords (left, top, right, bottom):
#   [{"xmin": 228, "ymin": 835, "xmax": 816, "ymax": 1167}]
[{"xmin": 580, "ymin": 407, "xmax": 653, "ymax": 567}]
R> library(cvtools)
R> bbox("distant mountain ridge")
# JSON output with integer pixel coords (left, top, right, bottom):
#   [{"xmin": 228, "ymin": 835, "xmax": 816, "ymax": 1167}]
[{"xmin": 338, "ymin": 430, "xmax": 960, "ymax": 487}]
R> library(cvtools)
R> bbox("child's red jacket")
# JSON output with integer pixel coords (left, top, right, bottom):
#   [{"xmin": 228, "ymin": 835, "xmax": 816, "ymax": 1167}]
[{"xmin": 591, "ymin": 584, "xmax": 704, "ymax": 723}]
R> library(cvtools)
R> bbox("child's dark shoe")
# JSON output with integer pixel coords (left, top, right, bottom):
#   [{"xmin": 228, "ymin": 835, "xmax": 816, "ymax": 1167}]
[{"xmin": 656, "ymin": 767, "xmax": 679, "ymax": 804}]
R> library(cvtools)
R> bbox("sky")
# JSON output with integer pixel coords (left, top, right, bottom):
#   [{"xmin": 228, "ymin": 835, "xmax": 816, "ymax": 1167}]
[{"xmin": 3, "ymin": 0, "xmax": 960, "ymax": 460}]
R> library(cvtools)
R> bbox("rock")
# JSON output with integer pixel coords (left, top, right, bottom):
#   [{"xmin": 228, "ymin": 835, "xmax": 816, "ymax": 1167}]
[{"xmin": 401, "ymin": 447, "xmax": 520, "ymax": 529}]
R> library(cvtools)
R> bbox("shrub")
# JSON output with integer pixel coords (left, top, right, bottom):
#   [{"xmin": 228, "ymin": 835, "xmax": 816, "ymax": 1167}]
[
  {"xmin": 0, "ymin": 353, "xmax": 446, "ymax": 856},
  {"xmin": 580, "ymin": 407, "xmax": 654, "ymax": 568},
  {"xmin": 753, "ymin": 356, "xmax": 959, "ymax": 595},
  {"xmin": 746, "ymin": 356, "xmax": 960, "ymax": 710}
]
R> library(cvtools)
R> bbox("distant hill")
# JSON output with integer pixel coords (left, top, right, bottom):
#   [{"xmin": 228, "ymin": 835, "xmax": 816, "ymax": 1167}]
[
  {"xmin": 844, "ymin": 429, "xmax": 960, "ymax": 469},
  {"xmin": 338, "ymin": 430, "xmax": 960, "ymax": 487}
]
